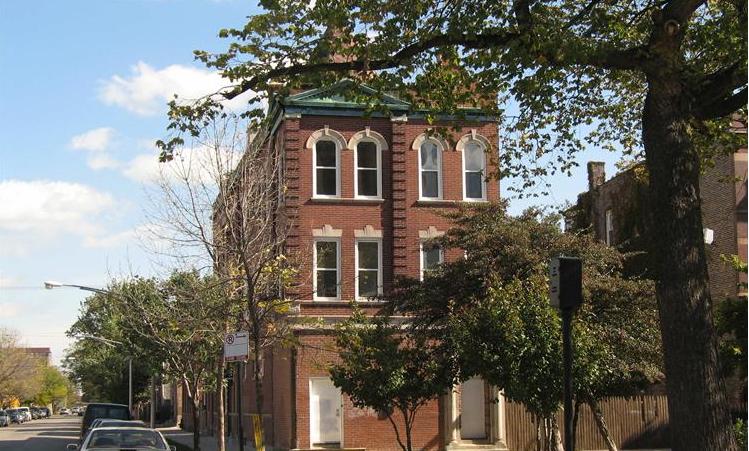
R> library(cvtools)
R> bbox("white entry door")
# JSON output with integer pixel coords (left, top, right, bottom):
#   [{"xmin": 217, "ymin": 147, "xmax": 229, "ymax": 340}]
[
  {"xmin": 310, "ymin": 378, "xmax": 342, "ymax": 445},
  {"xmin": 460, "ymin": 377, "xmax": 487, "ymax": 440}
]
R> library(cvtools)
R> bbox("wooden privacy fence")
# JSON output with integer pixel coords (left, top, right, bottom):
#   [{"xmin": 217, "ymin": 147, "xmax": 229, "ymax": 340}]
[{"xmin": 506, "ymin": 395, "xmax": 670, "ymax": 450}]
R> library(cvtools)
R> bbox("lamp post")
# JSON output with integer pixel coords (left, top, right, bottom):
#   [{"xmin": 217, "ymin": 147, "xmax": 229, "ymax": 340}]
[{"xmin": 43, "ymin": 281, "xmax": 132, "ymax": 414}]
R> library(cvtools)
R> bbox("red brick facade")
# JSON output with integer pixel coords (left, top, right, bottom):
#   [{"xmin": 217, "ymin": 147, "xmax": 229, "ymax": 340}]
[{"xmin": 191, "ymin": 82, "xmax": 509, "ymax": 450}]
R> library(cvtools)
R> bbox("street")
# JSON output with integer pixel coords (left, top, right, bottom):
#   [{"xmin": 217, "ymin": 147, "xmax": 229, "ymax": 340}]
[{"xmin": 0, "ymin": 416, "xmax": 80, "ymax": 451}]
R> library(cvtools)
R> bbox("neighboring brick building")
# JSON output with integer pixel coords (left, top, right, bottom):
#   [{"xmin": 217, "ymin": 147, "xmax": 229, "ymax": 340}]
[
  {"xmin": 22, "ymin": 347, "xmax": 51, "ymax": 366},
  {"xmin": 188, "ymin": 80, "xmax": 510, "ymax": 450},
  {"xmin": 567, "ymin": 126, "xmax": 747, "ymax": 300}
]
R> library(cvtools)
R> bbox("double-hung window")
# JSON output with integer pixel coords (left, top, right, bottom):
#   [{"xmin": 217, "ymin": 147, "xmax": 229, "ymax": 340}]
[
  {"xmin": 419, "ymin": 140, "xmax": 442, "ymax": 199},
  {"xmin": 314, "ymin": 139, "xmax": 339, "ymax": 197},
  {"xmin": 420, "ymin": 243, "xmax": 443, "ymax": 280},
  {"xmin": 355, "ymin": 141, "xmax": 381, "ymax": 198},
  {"xmin": 314, "ymin": 240, "xmax": 339, "ymax": 299},
  {"xmin": 463, "ymin": 141, "xmax": 486, "ymax": 200},
  {"xmin": 356, "ymin": 240, "xmax": 381, "ymax": 299}
]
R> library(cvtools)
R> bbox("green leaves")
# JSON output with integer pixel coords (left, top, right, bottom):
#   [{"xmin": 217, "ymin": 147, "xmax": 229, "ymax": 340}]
[{"xmin": 387, "ymin": 203, "xmax": 662, "ymax": 418}]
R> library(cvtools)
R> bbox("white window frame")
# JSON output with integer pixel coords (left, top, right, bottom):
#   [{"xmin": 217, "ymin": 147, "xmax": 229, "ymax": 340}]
[
  {"xmin": 419, "ymin": 241, "xmax": 444, "ymax": 281},
  {"xmin": 418, "ymin": 139, "xmax": 443, "ymax": 200},
  {"xmin": 353, "ymin": 139, "xmax": 382, "ymax": 199},
  {"xmin": 605, "ymin": 209, "xmax": 614, "ymax": 245},
  {"xmin": 355, "ymin": 239, "xmax": 383, "ymax": 300},
  {"xmin": 313, "ymin": 238, "xmax": 341, "ymax": 301},
  {"xmin": 312, "ymin": 138, "xmax": 341, "ymax": 199},
  {"xmin": 462, "ymin": 140, "xmax": 487, "ymax": 201}
]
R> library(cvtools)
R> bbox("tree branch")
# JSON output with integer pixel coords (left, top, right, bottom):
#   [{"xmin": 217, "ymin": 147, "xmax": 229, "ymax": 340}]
[
  {"xmin": 662, "ymin": 0, "xmax": 707, "ymax": 22},
  {"xmin": 224, "ymin": 31, "xmax": 520, "ymax": 99},
  {"xmin": 694, "ymin": 86, "xmax": 748, "ymax": 120},
  {"xmin": 694, "ymin": 62, "xmax": 747, "ymax": 109}
]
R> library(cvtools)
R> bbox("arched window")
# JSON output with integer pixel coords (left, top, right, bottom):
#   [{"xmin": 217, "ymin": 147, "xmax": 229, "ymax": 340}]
[
  {"xmin": 349, "ymin": 129, "xmax": 387, "ymax": 199},
  {"xmin": 307, "ymin": 127, "xmax": 346, "ymax": 198},
  {"xmin": 463, "ymin": 141, "xmax": 486, "ymax": 200},
  {"xmin": 419, "ymin": 139, "xmax": 443, "ymax": 200},
  {"xmin": 457, "ymin": 131, "xmax": 491, "ymax": 201},
  {"xmin": 313, "ymin": 139, "xmax": 339, "ymax": 197}
]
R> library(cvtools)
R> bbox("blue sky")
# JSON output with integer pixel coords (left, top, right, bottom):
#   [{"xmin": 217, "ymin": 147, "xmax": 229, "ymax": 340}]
[{"xmin": 0, "ymin": 0, "xmax": 620, "ymax": 365}]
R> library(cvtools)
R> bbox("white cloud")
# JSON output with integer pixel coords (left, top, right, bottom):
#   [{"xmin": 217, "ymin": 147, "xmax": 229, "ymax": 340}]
[
  {"xmin": 98, "ymin": 61, "xmax": 252, "ymax": 116},
  {"xmin": 87, "ymin": 154, "xmax": 120, "ymax": 170},
  {"xmin": 83, "ymin": 225, "xmax": 147, "ymax": 249},
  {"xmin": 0, "ymin": 303, "xmax": 20, "ymax": 319},
  {"xmin": 122, "ymin": 144, "xmax": 241, "ymax": 185},
  {"xmin": 70, "ymin": 127, "xmax": 121, "ymax": 170},
  {"xmin": 0, "ymin": 180, "xmax": 117, "ymax": 255},
  {"xmin": 70, "ymin": 127, "xmax": 115, "ymax": 152}
]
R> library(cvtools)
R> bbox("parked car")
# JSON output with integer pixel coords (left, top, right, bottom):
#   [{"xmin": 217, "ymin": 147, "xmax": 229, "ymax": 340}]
[
  {"xmin": 0, "ymin": 410, "xmax": 9, "ymax": 427},
  {"xmin": 18, "ymin": 407, "xmax": 31, "ymax": 422},
  {"xmin": 77, "ymin": 406, "xmax": 85, "ymax": 416},
  {"xmin": 68, "ymin": 427, "xmax": 175, "ymax": 451},
  {"xmin": 30, "ymin": 407, "xmax": 41, "ymax": 419},
  {"xmin": 60, "ymin": 408, "xmax": 71, "ymax": 415},
  {"xmin": 6, "ymin": 408, "xmax": 23, "ymax": 424},
  {"xmin": 40, "ymin": 407, "xmax": 51, "ymax": 418},
  {"xmin": 80, "ymin": 403, "xmax": 131, "ymax": 440},
  {"xmin": 83, "ymin": 419, "xmax": 147, "ymax": 443}
]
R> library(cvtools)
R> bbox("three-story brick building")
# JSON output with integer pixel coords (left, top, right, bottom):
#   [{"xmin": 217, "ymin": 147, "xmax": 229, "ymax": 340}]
[{"xmin": 194, "ymin": 80, "xmax": 510, "ymax": 450}]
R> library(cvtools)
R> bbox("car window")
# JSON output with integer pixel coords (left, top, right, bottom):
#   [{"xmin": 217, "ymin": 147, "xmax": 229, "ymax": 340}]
[
  {"xmin": 87, "ymin": 405, "xmax": 130, "ymax": 420},
  {"xmin": 86, "ymin": 430, "xmax": 166, "ymax": 449}
]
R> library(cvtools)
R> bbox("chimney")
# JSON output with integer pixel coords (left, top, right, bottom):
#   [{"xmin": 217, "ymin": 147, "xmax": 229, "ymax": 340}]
[{"xmin": 587, "ymin": 162, "xmax": 606, "ymax": 190}]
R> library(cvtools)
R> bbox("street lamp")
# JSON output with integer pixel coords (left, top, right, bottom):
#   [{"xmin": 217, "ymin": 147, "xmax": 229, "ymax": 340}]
[{"xmin": 43, "ymin": 282, "xmax": 132, "ymax": 413}]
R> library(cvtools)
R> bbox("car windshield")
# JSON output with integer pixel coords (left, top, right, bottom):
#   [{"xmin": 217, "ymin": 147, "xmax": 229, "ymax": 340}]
[
  {"xmin": 86, "ymin": 430, "xmax": 166, "ymax": 449},
  {"xmin": 87, "ymin": 405, "xmax": 129, "ymax": 420},
  {"xmin": 98, "ymin": 420, "xmax": 146, "ymax": 428}
]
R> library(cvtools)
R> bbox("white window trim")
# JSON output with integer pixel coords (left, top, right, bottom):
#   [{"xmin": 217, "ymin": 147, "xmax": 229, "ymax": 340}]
[
  {"xmin": 312, "ymin": 138, "xmax": 342, "ymax": 199},
  {"xmin": 418, "ymin": 138, "xmax": 444, "ymax": 200},
  {"xmin": 355, "ymin": 238, "xmax": 383, "ymax": 300},
  {"xmin": 313, "ymin": 238, "xmax": 341, "ymax": 301},
  {"xmin": 419, "ymin": 241, "xmax": 444, "ymax": 281},
  {"xmin": 353, "ymin": 138, "xmax": 382, "ymax": 199},
  {"xmin": 461, "ymin": 140, "xmax": 487, "ymax": 201},
  {"xmin": 605, "ymin": 209, "xmax": 613, "ymax": 245}
]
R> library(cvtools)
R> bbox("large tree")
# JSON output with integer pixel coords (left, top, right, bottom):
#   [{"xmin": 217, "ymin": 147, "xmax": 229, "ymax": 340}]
[
  {"xmin": 159, "ymin": 2, "xmax": 746, "ymax": 449},
  {"xmin": 387, "ymin": 203, "xmax": 662, "ymax": 450}
]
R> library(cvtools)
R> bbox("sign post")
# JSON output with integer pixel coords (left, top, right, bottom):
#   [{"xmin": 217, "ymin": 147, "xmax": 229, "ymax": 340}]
[
  {"xmin": 549, "ymin": 256, "xmax": 582, "ymax": 451},
  {"xmin": 225, "ymin": 332, "xmax": 248, "ymax": 451}
]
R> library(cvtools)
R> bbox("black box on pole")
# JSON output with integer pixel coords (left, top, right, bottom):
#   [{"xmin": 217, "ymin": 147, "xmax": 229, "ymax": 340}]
[{"xmin": 549, "ymin": 256, "xmax": 583, "ymax": 311}]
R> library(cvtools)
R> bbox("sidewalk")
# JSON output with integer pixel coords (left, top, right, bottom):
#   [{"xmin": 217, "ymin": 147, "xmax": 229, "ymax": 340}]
[{"xmin": 159, "ymin": 426, "xmax": 256, "ymax": 451}]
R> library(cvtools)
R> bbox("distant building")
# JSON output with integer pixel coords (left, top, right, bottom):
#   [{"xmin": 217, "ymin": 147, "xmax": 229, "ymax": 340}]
[
  {"xmin": 567, "ymin": 142, "xmax": 747, "ymax": 300},
  {"xmin": 22, "ymin": 347, "xmax": 51, "ymax": 366}
]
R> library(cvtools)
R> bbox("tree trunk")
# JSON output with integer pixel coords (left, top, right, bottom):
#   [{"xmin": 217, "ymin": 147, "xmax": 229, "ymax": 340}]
[
  {"xmin": 550, "ymin": 415, "xmax": 564, "ymax": 451},
  {"xmin": 571, "ymin": 400, "xmax": 580, "ymax": 451},
  {"xmin": 535, "ymin": 414, "xmax": 542, "ymax": 451},
  {"xmin": 216, "ymin": 358, "xmax": 226, "ymax": 451},
  {"xmin": 192, "ymin": 398, "xmax": 201, "ymax": 451},
  {"xmin": 642, "ymin": 74, "xmax": 737, "ymax": 451},
  {"xmin": 252, "ymin": 341, "xmax": 265, "ymax": 451},
  {"xmin": 403, "ymin": 409, "xmax": 413, "ymax": 451},
  {"xmin": 589, "ymin": 399, "xmax": 617, "ymax": 451}
]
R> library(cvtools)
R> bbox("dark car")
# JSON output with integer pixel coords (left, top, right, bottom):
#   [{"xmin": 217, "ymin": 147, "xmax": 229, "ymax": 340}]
[
  {"xmin": 80, "ymin": 403, "xmax": 131, "ymax": 440},
  {"xmin": 40, "ymin": 407, "xmax": 51, "ymax": 418},
  {"xmin": 0, "ymin": 410, "xmax": 9, "ymax": 427},
  {"xmin": 6, "ymin": 409, "xmax": 23, "ymax": 424}
]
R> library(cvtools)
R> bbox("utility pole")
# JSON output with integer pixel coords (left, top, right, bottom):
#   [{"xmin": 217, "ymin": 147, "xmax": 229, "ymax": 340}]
[
  {"xmin": 549, "ymin": 256, "xmax": 582, "ymax": 451},
  {"xmin": 237, "ymin": 362, "xmax": 245, "ymax": 451}
]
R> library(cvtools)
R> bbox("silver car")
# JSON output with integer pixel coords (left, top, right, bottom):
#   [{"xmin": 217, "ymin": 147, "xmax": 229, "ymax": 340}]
[
  {"xmin": 0, "ymin": 410, "xmax": 9, "ymax": 427},
  {"xmin": 67, "ymin": 427, "xmax": 176, "ymax": 451}
]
